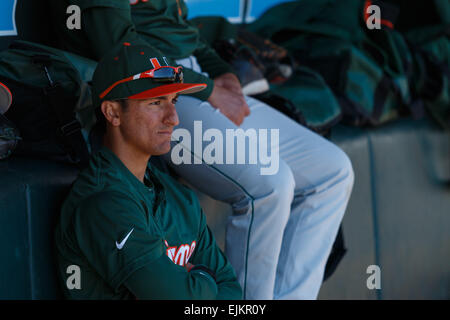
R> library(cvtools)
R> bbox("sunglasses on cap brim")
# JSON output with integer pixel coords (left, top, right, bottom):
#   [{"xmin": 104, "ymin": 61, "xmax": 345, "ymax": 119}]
[{"xmin": 99, "ymin": 66, "xmax": 183, "ymax": 99}]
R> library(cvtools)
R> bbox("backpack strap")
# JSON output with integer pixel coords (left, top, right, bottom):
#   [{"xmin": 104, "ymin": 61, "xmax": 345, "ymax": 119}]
[
  {"xmin": 373, "ymin": 73, "xmax": 425, "ymax": 122},
  {"xmin": 371, "ymin": 75, "xmax": 392, "ymax": 121},
  {"xmin": 405, "ymin": 37, "xmax": 449, "ymax": 99}
]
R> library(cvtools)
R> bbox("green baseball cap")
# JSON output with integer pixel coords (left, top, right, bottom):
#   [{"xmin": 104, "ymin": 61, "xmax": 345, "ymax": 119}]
[
  {"xmin": 0, "ymin": 82, "xmax": 12, "ymax": 115},
  {"xmin": 92, "ymin": 41, "xmax": 206, "ymax": 108}
]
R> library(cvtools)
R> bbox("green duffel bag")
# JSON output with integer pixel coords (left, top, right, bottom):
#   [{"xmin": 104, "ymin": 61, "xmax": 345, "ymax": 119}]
[
  {"xmin": 262, "ymin": 66, "xmax": 342, "ymax": 134},
  {"xmin": 0, "ymin": 40, "xmax": 95, "ymax": 166},
  {"xmin": 294, "ymin": 34, "xmax": 417, "ymax": 126},
  {"xmin": 248, "ymin": 0, "xmax": 423, "ymax": 127}
]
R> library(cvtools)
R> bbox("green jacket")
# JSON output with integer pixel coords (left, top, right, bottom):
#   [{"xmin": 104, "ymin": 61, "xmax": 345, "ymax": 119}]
[
  {"xmin": 55, "ymin": 146, "xmax": 242, "ymax": 299},
  {"xmin": 50, "ymin": 0, "xmax": 235, "ymax": 100}
]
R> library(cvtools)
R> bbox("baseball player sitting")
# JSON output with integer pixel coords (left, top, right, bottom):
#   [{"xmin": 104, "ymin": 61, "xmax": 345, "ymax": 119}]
[
  {"xmin": 50, "ymin": 0, "xmax": 354, "ymax": 299},
  {"xmin": 54, "ymin": 42, "xmax": 243, "ymax": 300}
]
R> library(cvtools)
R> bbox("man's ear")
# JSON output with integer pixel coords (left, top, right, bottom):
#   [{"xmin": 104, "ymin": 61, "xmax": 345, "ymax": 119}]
[{"xmin": 101, "ymin": 100, "xmax": 121, "ymax": 127}]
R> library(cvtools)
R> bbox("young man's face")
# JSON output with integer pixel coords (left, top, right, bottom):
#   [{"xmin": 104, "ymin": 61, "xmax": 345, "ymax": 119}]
[{"xmin": 115, "ymin": 93, "xmax": 180, "ymax": 156}]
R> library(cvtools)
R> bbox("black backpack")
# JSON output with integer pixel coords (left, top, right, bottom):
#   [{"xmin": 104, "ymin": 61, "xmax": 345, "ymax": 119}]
[
  {"xmin": 387, "ymin": 0, "xmax": 450, "ymax": 130},
  {"xmin": 0, "ymin": 41, "xmax": 91, "ymax": 167}
]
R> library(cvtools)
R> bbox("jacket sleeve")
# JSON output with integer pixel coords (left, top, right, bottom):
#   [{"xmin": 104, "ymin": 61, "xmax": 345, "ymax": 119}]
[
  {"xmin": 80, "ymin": 6, "xmax": 214, "ymax": 101},
  {"xmin": 189, "ymin": 210, "xmax": 243, "ymax": 300},
  {"xmin": 80, "ymin": 6, "xmax": 143, "ymax": 60},
  {"xmin": 124, "ymin": 255, "xmax": 218, "ymax": 300},
  {"xmin": 193, "ymin": 38, "xmax": 237, "ymax": 80}
]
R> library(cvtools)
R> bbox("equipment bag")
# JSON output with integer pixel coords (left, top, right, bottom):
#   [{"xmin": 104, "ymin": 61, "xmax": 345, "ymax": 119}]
[
  {"xmin": 387, "ymin": 0, "xmax": 450, "ymax": 129},
  {"xmin": 192, "ymin": 16, "xmax": 342, "ymax": 133},
  {"xmin": 0, "ymin": 40, "xmax": 91, "ymax": 166},
  {"xmin": 254, "ymin": 67, "xmax": 342, "ymax": 135},
  {"xmin": 248, "ymin": 0, "xmax": 424, "ymax": 127},
  {"xmin": 294, "ymin": 31, "xmax": 420, "ymax": 126}
]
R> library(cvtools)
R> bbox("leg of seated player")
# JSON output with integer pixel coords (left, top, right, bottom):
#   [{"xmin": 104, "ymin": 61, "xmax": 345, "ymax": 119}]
[
  {"xmin": 162, "ymin": 94, "xmax": 295, "ymax": 300},
  {"xmin": 163, "ymin": 94, "xmax": 353, "ymax": 299},
  {"xmin": 239, "ymin": 97, "xmax": 355, "ymax": 299}
]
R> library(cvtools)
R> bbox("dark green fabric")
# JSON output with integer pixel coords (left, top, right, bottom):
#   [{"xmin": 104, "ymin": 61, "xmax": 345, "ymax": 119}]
[
  {"xmin": 0, "ymin": 41, "xmax": 81, "ymax": 96},
  {"xmin": 191, "ymin": 16, "xmax": 342, "ymax": 131},
  {"xmin": 55, "ymin": 146, "xmax": 242, "ymax": 299},
  {"xmin": 269, "ymin": 67, "xmax": 342, "ymax": 131},
  {"xmin": 49, "ymin": 0, "xmax": 133, "ymax": 60},
  {"xmin": 129, "ymin": 0, "xmax": 199, "ymax": 60},
  {"xmin": 385, "ymin": 0, "xmax": 450, "ymax": 130},
  {"xmin": 129, "ymin": 0, "xmax": 236, "ymax": 90},
  {"xmin": 422, "ymin": 59, "xmax": 450, "ymax": 130},
  {"xmin": 408, "ymin": 37, "xmax": 450, "ymax": 130},
  {"xmin": 247, "ymin": 0, "xmax": 418, "ymax": 127},
  {"xmin": 123, "ymin": 256, "xmax": 217, "ymax": 300},
  {"xmin": 247, "ymin": 0, "xmax": 365, "ymax": 43},
  {"xmin": 0, "ymin": 40, "xmax": 91, "ymax": 164},
  {"xmin": 190, "ymin": 16, "xmax": 239, "ymax": 44},
  {"xmin": 48, "ymin": 0, "xmax": 238, "ymax": 101}
]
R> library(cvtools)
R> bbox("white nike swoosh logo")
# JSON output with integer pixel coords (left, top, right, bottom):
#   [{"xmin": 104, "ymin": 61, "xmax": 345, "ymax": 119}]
[{"xmin": 116, "ymin": 228, "xmax": 134, "ymax": 250}]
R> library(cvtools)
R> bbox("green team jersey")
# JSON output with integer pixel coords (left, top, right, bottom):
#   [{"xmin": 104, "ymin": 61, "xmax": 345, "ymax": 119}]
[
  {"xmin": 55, "ymin": 146, "xmax": 242, "ymax": 299},
  {"xmin": 49, "ymin": 0, "xmax": 235, "ymax": 101}
]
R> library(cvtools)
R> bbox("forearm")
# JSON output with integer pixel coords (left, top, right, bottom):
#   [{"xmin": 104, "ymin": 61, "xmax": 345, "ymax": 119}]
[
  {"xmin": 215, "ymin": 268, "xmax": 243, "ymax": 300},
  {"xmin": 124, "ymin": 255, "xmax": 218, "ymax": 300},
  {"xmin": 191, "ymin": 222, "xmax": 243, "ymax": 300}
]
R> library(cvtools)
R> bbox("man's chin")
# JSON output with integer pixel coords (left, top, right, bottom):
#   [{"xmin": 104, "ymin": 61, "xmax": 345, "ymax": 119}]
[
  {"xmin": 152, "ymin": 150, "xmax": 170, "ymax": 157},
  {"xmin": 150, "ymin": 143, "xmax": 172, "ymax": 156}
]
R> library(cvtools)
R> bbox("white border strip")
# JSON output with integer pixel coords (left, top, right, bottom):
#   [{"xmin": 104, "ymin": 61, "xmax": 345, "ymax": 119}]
[
  {"xmin": 0, "ymin": 0, "xmax": 18, "ymax": 36},
  {"xmin": 227, "ymin": 0, "xmax": 246, "ymax": 24}
]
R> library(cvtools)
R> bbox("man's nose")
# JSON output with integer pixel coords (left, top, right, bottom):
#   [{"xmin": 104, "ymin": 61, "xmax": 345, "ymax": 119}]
[{"xmin": 164, "ymin": 102, "xmax": 179, "ymax": 127}]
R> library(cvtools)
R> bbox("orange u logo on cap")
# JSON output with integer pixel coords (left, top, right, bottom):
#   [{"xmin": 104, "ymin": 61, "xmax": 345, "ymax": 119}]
[{"xmin": 99, "ymin": 66, "xmax": 184, "ymax": 99}]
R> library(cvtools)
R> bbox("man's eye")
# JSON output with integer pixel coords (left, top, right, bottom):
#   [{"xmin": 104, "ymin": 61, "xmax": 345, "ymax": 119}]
[
  {"xmin": 172, "ymin": 98, "xmax": 178, "ymax": 104},
  {"xmin": 149, "ymin": 100, "xmax": 160, "ymax": 106}
]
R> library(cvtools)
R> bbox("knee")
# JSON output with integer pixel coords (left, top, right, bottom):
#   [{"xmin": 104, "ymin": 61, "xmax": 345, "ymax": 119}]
[
  {"xmin": 304, "ymin": 142, "xmax": 354, "ymax": 195},
  {"xmin": 233, "ymin": 160, "xmax": 295, "ymax": 215},
  {"xmin": 264, "ymin": 159, "xmax": 295, "ymax": 193},
  {"xmin": 327, "ymin": 145, "xmax": 355, "ymax": 192},
  {"xmin": 337, "ymin": 147, "xmax": 354, "ymax": 185},
  {"xmin": 252, "ymin": 160, "xmax": 296, "ymax": 212}
]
